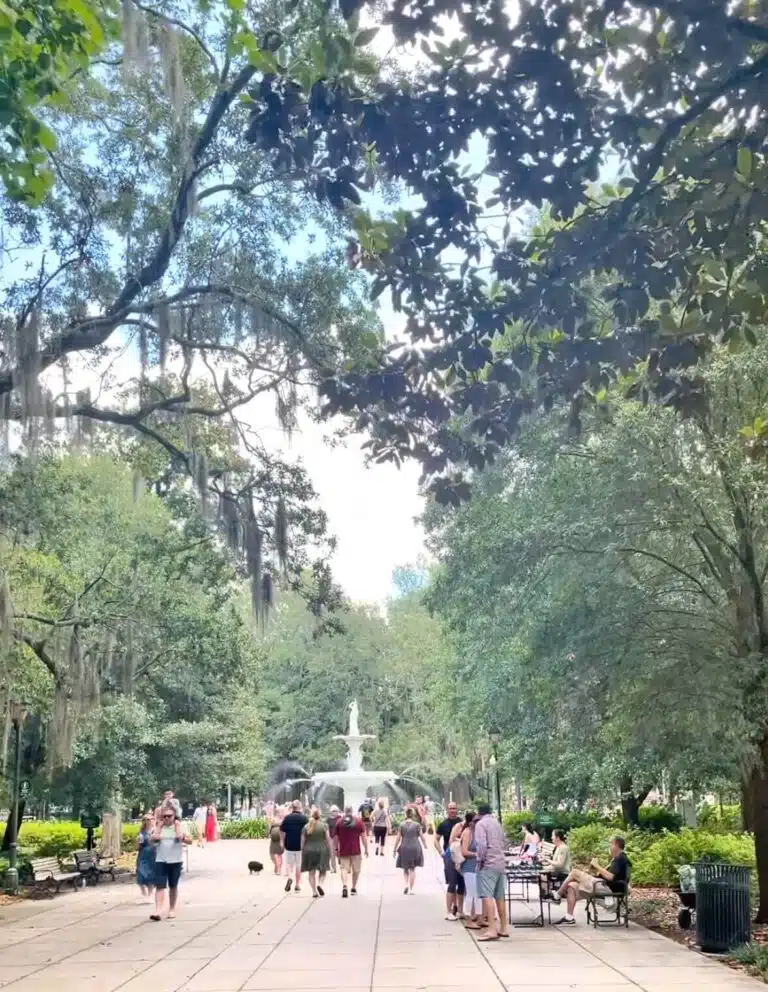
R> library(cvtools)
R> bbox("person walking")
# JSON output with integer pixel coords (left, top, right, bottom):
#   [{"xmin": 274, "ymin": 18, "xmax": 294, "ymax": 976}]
[
  {"xmin": 280, "ymin": 799, "xmax": 308, "ymax": 892},
  {"xmin": 327, "ymin": 804, "xmax": 342, "ymax": 872},
  {"xmin": 301, "ymin": 808, "xmax": 333, "ymax": 897},
  {"xmin": 474, "ymin": 803, "xmax": 509, "ymax": 941},
  {"xmin": 205, "ymin": 802, "xmax": 218, "ymax": 844},
  {"xmin": 192, "ymin": 801, "xmax": 208, "ymax": 847},
  {"xmin": 269, "ymin": 811, "xmax": 284, "ymax": 875},
  {"xmin": 394, "ymin": 807, "xmax": 427, "ymax": 895},
  {"xmin": 372, "ymin": 798, "xmax": 390, "ymax": 856},
  {"xmin": 150, "ymin": 807, "xmax": 191, "ymax": 921},
  {"xmin": 136, "ymin": 813, "xmax": 156, "ymax": 901},
  {"xmin": 335, "ymin": 805, "xmax": 368, "ymax": 897}
]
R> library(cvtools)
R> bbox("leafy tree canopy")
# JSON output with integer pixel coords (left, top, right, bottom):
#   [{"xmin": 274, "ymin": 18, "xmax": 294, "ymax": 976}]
[{"xmin": 234, "ymin": 0, "xmax": 768, "ymax": 499}]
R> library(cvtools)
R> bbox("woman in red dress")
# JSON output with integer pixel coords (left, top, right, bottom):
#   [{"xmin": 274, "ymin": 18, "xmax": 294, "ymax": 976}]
[{"xmin": 205, "ymin": 803, "xmax": 218, "ymax": 843}]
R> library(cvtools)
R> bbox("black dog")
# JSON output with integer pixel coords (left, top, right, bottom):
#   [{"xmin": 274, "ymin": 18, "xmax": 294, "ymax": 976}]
[{"xmin": 248, "ymin": 861, "xmax": 264, "ymax": 875}]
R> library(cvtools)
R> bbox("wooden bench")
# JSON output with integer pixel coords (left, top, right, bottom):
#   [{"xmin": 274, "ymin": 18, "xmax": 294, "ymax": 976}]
[
  {"xmin": 74, "ymin": 849, "xmax": 117, "ymax": 884},
  {"xmin": 30, "ymin": 856, "xmax": 82, "ymax": 894}
]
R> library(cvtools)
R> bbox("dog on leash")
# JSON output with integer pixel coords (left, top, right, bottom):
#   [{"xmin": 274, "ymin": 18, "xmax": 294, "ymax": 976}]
[{"xmin": 248, "ymin": 861, "xmax": 264, "ymax": 875}]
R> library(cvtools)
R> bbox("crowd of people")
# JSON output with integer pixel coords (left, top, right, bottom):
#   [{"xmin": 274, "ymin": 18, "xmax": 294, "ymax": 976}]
[{"xmin": 135, "ymin": 790, "xmax": 630, "ymax": 932}]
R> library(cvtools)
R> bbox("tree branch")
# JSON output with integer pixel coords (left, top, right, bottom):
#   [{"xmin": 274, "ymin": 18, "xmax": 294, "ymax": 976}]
[
  {"xmin": 0, "ymin": 65, "xmax": 256, "ymax": 400},
  {"xmin": 13, "ymin": 631, "xmax": 59, "ymax": 681}
]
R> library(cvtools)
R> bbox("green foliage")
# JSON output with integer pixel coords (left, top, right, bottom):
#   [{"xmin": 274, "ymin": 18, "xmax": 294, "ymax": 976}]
[
  {"xmin": 638, "ymin": 807, "xmax": 683, "ymax": 834},
  {"xmin": 502, "ymin": 809, "xmax": 611, "ymax": 839},
  {"xmin": 566, "ymin": 824, "xmax": 755, "ymax": 886},
  {"xmin": 0, "ymin": 0, "xmax": 111, "ymax": 202},
  {"xmin": 0, "ymin": 820, "xmax": 142, "ymax": 857},
  {"xmin": 567, "ymin": 825, "xmax": 617, "ymax": 865},
  {"xmin": 729, "ymin": 943, "xmax": 768, "ymax": 977},
  {"xmin": 631, "ymin": 831, "xmax": 756, "ymax": 887},
  {"xmin": 699, "ymin": 804, "xmax": 744, "ymax": 835},
  {"xmin": 219, "ymin": 818, "xmax": 270, "ymax": 839}
]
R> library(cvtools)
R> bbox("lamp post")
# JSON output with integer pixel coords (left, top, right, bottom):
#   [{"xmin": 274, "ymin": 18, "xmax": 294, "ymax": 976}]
[
  {"xmin": 489, "ymin": 731, "xmax": 502, "ymax": 821},
  {"xmin": 4, "ymin": 703, "xmax": 26, "ymax": 894}
]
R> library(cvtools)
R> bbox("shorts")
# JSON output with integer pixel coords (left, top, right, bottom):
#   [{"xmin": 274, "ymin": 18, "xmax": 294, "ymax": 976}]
[
  {"xmin": 373, "ymin": 826, "xmax": 387, "ymax": 844},
  {"xmin": 570, "ymin": 869, "xmax": 613, "ymax": 897},
  {"xmin": 477, "ymin": 868, "xmax": 505, "ymax": 901},
  {"xmin": 284, "ymin": 850, "xmax": 302, "ymax": 871},
  {"xmin": 339, "ymin": 854, "xmax": 362, "ymax": 873},
  {"xmin": 154, "ymin": 861, "xmax": 182, "ymax": 890},
  {"xmin": 444, "ymin": 858, "xmax": 466, "ymax": 895}
]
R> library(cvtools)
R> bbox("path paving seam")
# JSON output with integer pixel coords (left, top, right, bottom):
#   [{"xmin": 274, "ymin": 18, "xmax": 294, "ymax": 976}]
[
  {"xmin": 234, "ymin": 894, "xmax": 317, "ymax": 991},
  {"xmin": 0, "ymin": 888, "xmax": 140, "ymax": 948},
  {"xmin": 116, "ymin": 886, "xmax": 303, "ymax": 992},
  {"xmin": 368, "ymin": 858, "xmax": 385, "ymax": 992},
  {"xmin": 557, "ymin": 925, "xmax": 646, "ymax": 990},
  {"xmin": 459, "ymin": 924, "xmax": 507, "ymax": 990}
]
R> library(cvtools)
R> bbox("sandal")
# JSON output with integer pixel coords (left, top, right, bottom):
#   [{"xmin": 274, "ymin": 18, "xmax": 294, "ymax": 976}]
[{"xmin": 477, "ymin": 934, "xmax": 500, "ymax": 942}]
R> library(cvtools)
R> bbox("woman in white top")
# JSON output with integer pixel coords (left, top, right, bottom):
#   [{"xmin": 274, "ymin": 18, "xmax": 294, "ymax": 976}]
[
  {"xmin": 521, "ymin": 822, "xmax": 541, "ymax": 858},
  {"xmin": 150, "ymin": 808, "xmax": 192, "ymax": 921}
]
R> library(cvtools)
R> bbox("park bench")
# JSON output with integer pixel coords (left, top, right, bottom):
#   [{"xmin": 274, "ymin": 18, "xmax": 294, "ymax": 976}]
[
  {"xmin": 74, "ymin": 849, "xmax": 117, "ymax": 884},
  {"xmin": 585, "ymin": 865, "xmax": 631, "ymax": 928},
  {"xmin": 30, "ymin": 856, "xmax": 82, "ymax": 895},
  {"xmin": 539, "ymin": 841, "xmax": 555, "ymax": 861}
]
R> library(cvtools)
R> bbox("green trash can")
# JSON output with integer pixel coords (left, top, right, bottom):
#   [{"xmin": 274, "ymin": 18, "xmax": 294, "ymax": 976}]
[{"xmin": 695, "ymin": 862, "xmax": 751, "ymax": 953}]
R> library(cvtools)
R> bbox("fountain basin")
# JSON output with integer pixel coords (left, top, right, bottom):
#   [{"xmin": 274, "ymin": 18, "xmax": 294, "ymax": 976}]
[{"xmin": 311, "ymin": 769, "xmax": 396, "ymax": 813}]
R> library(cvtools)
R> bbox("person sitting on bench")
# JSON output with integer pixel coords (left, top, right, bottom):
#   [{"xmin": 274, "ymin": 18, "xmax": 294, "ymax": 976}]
[
  {"xmin": 539, "ymin": 828, "xmax": 571, "ymax": 896},
  {"xmin": 548, "ymin": 835, "xmax": 629, "ymax": 925}
]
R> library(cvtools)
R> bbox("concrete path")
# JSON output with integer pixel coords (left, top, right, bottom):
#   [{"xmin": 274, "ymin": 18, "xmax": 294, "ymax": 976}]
[{"xmin": 0, "ymin": 839, "xmax": 764, "ymax": 991}]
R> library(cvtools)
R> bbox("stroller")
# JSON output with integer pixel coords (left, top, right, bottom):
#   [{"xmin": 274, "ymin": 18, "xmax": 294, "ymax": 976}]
[{"xmin": 675, "ymin": 864, "xmax": 696, "ymax": 930}]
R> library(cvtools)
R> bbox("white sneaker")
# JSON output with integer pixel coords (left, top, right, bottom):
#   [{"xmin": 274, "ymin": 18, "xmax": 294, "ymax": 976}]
[{"xmin": 445, "ymin": 913, "xmax": 458, "ymax": 921}]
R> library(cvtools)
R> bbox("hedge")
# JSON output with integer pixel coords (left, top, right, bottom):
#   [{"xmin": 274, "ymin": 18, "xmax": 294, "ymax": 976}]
[
  {"xmin": 1, "ymin": 820, "xmax": 158, "ymax": 857},
  {"xmin": 219, "ymin": 818, "xmax": 269, "ymax": 839},
  {"xmin": 566, "ymin": 824, "xmax": 756, "ymax": 886}
]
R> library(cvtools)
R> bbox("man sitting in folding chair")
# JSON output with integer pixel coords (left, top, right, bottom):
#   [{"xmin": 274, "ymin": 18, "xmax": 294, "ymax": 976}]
[{"xmin": 547, "ymin": 835, "xmax": 630, "ymax": 926}]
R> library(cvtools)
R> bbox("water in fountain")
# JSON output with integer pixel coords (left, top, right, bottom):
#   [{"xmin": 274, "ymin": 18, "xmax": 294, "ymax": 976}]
[
  {"xmin": 396, "ymin": 774, "xmax": 438, "ymax": 798},
  {"xmin": 310, "ymin": 699, "xmax": 396, "ymax": 812}
]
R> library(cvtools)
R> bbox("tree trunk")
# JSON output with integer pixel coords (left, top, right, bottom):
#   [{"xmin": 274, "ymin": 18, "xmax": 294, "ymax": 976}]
[
  {"xmin": 742, "ymin": 778, "xmax": 755, "ymax": 833},
  {"xmin": 101, "ymin": 788, "xmax": 122, "ymax": 859},
  {"xmin": 750, "ymin": 748, "xmax": 768, "ymax": 923},
  {"xmin": 0, "ymin": 797, "xmax": 25, "ymax": 852},
  {"xmin": 619, "ymin": 776, "xmax": 652, "ymax": 827}
]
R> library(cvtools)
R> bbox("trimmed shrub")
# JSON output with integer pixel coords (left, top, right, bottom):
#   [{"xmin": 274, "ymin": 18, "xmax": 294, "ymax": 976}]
[
  {"xmin": 502, "ymin": 809, "xmax": 614, "ymax": 842},
  {"xmin": 567, "ymin": 824, "xmax": 616, "ymax": 863},
  {"xmin": 631, "ymin": 830, "xmax": 756, "ymax": 886},
  {"xmin": 17, "ymin": 821, "xmax": 87, "ymax": 857},
  {"xmin": 219, "ymin": 817, "xmax": 269, "ymax": 840},
  {"xmin": 637, "ymin": 806, "xmax": 682, "ymax": 833},
  {"xmin": 0, "ymin": 820, "xmax": 152, "ymax": 857}
]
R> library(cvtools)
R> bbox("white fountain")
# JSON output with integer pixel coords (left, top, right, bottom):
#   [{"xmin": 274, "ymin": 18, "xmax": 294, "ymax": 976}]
[{"xmin": 311, "ymin": 700, "xmax": 396, "ymax": 811}]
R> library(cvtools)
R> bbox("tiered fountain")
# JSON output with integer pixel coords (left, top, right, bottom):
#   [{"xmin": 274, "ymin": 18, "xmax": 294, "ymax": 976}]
[{"xmin": 311, "ymin": 700, "xmax": 396, "ymax": 811}]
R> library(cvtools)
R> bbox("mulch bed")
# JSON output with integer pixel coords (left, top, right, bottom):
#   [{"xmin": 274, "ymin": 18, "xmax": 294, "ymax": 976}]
[{"xmin": 632, "ymin": 886, "xmax": 768, "ymax": 982}]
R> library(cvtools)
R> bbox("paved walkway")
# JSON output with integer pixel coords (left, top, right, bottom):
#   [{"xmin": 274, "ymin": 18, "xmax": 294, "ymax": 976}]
[{"xmin": 0, "ymin": 839, "xmax": 764, "ymax": 991}]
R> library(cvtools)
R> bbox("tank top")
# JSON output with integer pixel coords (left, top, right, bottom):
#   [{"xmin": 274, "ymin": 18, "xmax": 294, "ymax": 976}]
[
  {"xmin": 462, "ymin": 835, "xmax": 478, "ymax": 873},
  {"xmin": 373, "ymin": 808, "xmax": 388, "ymax": 827}
]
